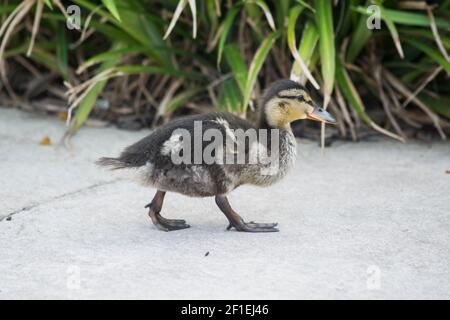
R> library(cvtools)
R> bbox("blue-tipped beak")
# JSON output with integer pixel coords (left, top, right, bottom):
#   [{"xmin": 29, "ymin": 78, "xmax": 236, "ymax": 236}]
[{"xmin": 307, "ymin": 103, "xmax": 337, "ymax": 124}]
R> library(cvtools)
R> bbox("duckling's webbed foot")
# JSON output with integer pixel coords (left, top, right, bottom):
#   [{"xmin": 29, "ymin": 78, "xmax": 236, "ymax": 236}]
[
  {"xmin": 146, "ymin": 190, "xmax": 190, "ymax": 231},
  {"xmin": 215, "ymin": 195, "xmax": 279, "ymax": 233}
]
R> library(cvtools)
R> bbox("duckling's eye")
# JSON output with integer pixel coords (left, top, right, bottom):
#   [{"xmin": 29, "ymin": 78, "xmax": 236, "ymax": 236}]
[{"xmin": 294, "ymin": 95, "xmax": 305, "ymax": 102}]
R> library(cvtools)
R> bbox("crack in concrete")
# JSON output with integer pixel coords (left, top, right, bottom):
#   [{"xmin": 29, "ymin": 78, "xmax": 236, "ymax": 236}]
[{"xmin": 1, "ymin": 179, "xmax": 123, "ymax": 221}]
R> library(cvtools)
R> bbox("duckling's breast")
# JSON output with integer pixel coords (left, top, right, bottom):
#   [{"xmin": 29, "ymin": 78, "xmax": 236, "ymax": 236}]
[{"xmin": 225, "ymin": 129, "xmax": 297, "ymax": 188}]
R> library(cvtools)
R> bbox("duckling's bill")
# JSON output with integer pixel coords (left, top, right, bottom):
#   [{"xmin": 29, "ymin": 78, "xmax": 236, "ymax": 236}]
[{"xmin": 307, "ymin": 104, "xmax": 337, "ymax": 124}]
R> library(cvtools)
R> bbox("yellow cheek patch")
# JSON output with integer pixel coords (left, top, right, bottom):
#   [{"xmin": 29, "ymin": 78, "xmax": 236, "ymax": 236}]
[
  {"xmin": 265, "ymin": 98, "xmax": 310, "ymax": 127},
  {"xmin": 262, "ymin": 82, "xmax": 321, "ymax": 128},
  {"xmin": 285, "ymin": 105, "xmax": 307, "ymax": 121}
]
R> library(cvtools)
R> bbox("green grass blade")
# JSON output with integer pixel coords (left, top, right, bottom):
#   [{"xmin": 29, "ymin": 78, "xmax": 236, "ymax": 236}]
[
  {"xmin": 352, "ymin": 6, "xmax": 450, "ymax": 28},
  {"xmin": 419, "ymin": 93, "xmax": 450, "ymax": 118},
  {"xmin": 102, "ymin": 0, "xmax": 121, "ymax": 21},
  {"xmin": 290, "ymin": 19, "xmax": 319, "ymax": 86},
  {"xmin": 403, "ymin": 37, "xmax": 450, "ymax": 74},
  {"xmin": 246, "ymin": 0, "xmax": 276, "ymax": 30},
  {"xmin": 297, "ymin": 21, "xmax": 319, "ymax": 64},
  {"xmin": 115, "ymin": 65, "xmax": 204, "ymax": 80},
  {"xmin": 44, "ymin": 0, "xmax": 53, "ymax": 9},
  {"xmin": 346, "ymin": 6, "xmax": 372, "ymax": 62},
  {"xmin": 401, "ymin": 28, "xmax": 450, "ymax": 50},
  {"xmin": 77, "ymin": 46, "xmax": 153, "ymax": 73},
  {"xmin": 287, "ymin": 5, "xmax": 304, "ymax": 53},
  {"xmin": 187, "ymin": 0, "xmax": 197, "ymax": 38},
  {"xmin": 70, "ymin": 82, "xmax": 107, "ymax": 132},
  {"xmin": 167, "ymin": 87, "xmax": 202, "ymax": 113},
  {"xmin": 161, "ymin": 0, "xmax": 197, "ymax": 39},
  {"xmin": 206, "ymin": 0, "xmax": 219, "ymax": 33},
  {"xmin": 315, "ymin": 0, "xmax": 336, "ymax": 150},
  {"xmin": 274, "ymin": 0, "xmax": 290, "ymax": 28},
  {"xmin": 375, "ymin": 1, "xmax": 404, "ymax": 58},
  {"xmin": 163, "ymin": 0, "xmax": 188, "ymax": 39},
  {"xmin": 315, "ymin": 0, "xmax": 335, "ymax": 107},
  {"xmin": 223, "ymin": 78, "xmax": 243, "ymax": 113},
  {"xmin": 243, "ymin": 30, "xmax": 281, "ymax": 112},
  {"xmin": 335, "ymin": 57, "xmax": 404, "ymax": 141},
  {"xmin": 335, "ymin": 59, "xmax": 370, "ymax": 124},
  {"xmin": 384, "ymin": 8, "xmax": 450, "ymax": 28},
  {"xmin": 74, "ymin": 0, "xmax": 168, "ymax": 66},
  {"xmin": 55, "ymin": 24, "xmax": 68, "ymax": 79},
  {"xmin": 69, "ymin": 56, "xmax": 118, "ymax": 133},
  {"xmin": 217, "ymin": 5, "xmax": 241, "ymax": 66},
  {"xmin": 25, "ymin": 45, "xmax": 61, "ymax": 73},
  {"xmin": 224, "ymin": 44, "xmax": 248, "ymax": 94},
  {"xmin": 288, "ymin": 5, "xmax": 319, "ymax": 88},
  {"xmin": 295, "ymin": 0, "xmax": 315, "ymax": 12}
]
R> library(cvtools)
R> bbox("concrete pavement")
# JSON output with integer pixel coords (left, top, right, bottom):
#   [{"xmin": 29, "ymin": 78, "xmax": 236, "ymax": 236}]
[{"xmin": 0, "ymin": 108, "xmax": 449, "ymax": 299}]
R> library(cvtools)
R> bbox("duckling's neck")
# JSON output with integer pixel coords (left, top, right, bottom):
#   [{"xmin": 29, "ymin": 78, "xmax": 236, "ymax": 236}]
[{"xmin": 258, "ymin": 108, "xmax": 292, "ymax": 132}]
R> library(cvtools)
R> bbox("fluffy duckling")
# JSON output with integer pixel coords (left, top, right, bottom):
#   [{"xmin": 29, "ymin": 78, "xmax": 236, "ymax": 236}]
[{"xmin": 97, "ymin": 80, "xmax": 336, "ymax": 232}]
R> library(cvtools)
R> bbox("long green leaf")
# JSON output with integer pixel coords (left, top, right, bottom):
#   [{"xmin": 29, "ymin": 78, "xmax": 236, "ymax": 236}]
[
  {"xmin": 44, "ymin": 0, "xmax": 53, "ymax": 9},
  {"xmin": 102, "ymin": 0, "xmax": 121, "ymax": 21},
  {"xmin": 297, "ymin": 21, "xmax": 319, "ymax": 65},
  {"xmin": 73, "ymin": 0, "xmax": 169, "ymax": 66},
  {"xmin": 335, "ymin": 57, "xmax": 404, "ymax": 142},
  {"xmin": 352, "ymin": 6, "xmax": 450, "ymax": 29},
  {"xmin": 69, "ymin": 56, "xmax": 118, "ymax": 133},
  {"xmin": 55, "ymin": 23, "xmax": 68, "ymax": 79},
  {"xmin": 21, "ymin": 45, "xmax": 61, "ymax": 73},
  {"xmin": 401, "ymin": 28, "xmax": 450, "ymax": 50},
  {"xmin": 315, "ymin": 0, "xmax": 335, "ymax": 107},
  {"xmin": 288, "ymin": 5, "xmax": 319, "ymax": 89},
  {"xmin": 222, "ymin": 79, "xmax": 243, "ymax": 113},
  {"xmin": 167, "ymin": 87, "xmax": 202, "ymax": 113},
  {"xmin": 187, "ymin": 0, "xmax": 197, "ymax": 38},
  {"xmin": 375, "ymin": 1, "xmax": 404, "ymax": 58},
  {"xmin": 246, "ymin": 0, "xmax": 276, "ymax": 31},
  {"xmin": 290, "ymin": 19, "xmax": 319, "ymax": 85},
  {"xmin": 224, "ymin": 44, "xmax": 248, "ymax": 94},
  {"xmin": 217, "ymin": 5, "xmax": 241, "ymax": 66},
  {"xmin": 162, "ymin": 0, "xmax": 197, "ymax": 39},
  {"xmin": 403, "ymin": 37, "xmax": 450, "ymax": 74},
  {"xmin": 242, "ymin": 31, "xmax": 281, "ymax": 112},
  {"xmin": 163, "ymin": 0, "xmax": 187, "ymax": 39},
  {"xmin": 115, "ymin": 65, "xmax": 204, "ymax": 80},
  {"xmin": 77, "ymin": 46, "xmax": 153, "ymax": 73},
  {"xmin": 419, "ymin": 93, "xmax": 450, "ymax": 118},
  {"xmin": 346, "ymin": 4, "xmax": 372, "ymax": 62}
]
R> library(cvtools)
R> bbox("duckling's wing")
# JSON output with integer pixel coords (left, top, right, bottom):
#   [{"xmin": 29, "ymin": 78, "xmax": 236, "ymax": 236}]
[{"xmin": 97, "ymin": 112, "xmax": 256, "ymax": 170}]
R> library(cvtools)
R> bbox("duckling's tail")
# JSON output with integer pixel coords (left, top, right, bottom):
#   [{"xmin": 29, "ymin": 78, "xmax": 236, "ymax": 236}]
[{"xmin": 96, "ymin": 157, "xmax": 128, "ymax": 170}]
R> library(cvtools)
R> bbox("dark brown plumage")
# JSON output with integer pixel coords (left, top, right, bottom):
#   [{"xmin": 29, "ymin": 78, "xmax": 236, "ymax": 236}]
[{"xmin": 98, "ymin": 80, "xmax": 336, "ymax": 232}]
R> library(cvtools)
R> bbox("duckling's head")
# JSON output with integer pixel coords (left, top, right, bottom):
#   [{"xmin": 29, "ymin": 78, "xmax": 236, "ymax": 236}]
[{"xmin": 259, "ymin": 80, "xmax": 336, "ymax": 129}]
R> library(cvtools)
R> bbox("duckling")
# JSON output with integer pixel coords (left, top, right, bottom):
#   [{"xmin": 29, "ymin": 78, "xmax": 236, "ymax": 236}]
[{"xmin": 97, "ymin": 80, "xmax": 336, "ymax": 232}]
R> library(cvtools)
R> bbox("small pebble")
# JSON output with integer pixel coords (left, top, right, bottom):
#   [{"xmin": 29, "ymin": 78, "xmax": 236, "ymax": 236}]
[
  {"xmin": 39, "ymin": 136, "xmax": 52, "ymax": 146},
  {"xmin": 6, "ymin": 216, "xmax": 12, "ymax": 221},
  {"xmin": 204, "ymin": 251, "xmax": 209, "ymax": 257}
]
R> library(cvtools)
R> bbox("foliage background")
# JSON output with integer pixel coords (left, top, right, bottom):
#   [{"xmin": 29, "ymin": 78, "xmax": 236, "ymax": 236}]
[{"xmin": 0, "ymin": 0, "xmax": 449, "ymax": 143}]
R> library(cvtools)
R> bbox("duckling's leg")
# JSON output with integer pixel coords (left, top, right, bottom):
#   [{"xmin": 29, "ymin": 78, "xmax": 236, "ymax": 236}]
[
  {"xmin": 145, "ymin": 190, "xmax": 190, "ymax": 231},
  {"xmin": 215, "ymin": 195, "xmax": 278, "ymax": 232}
]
